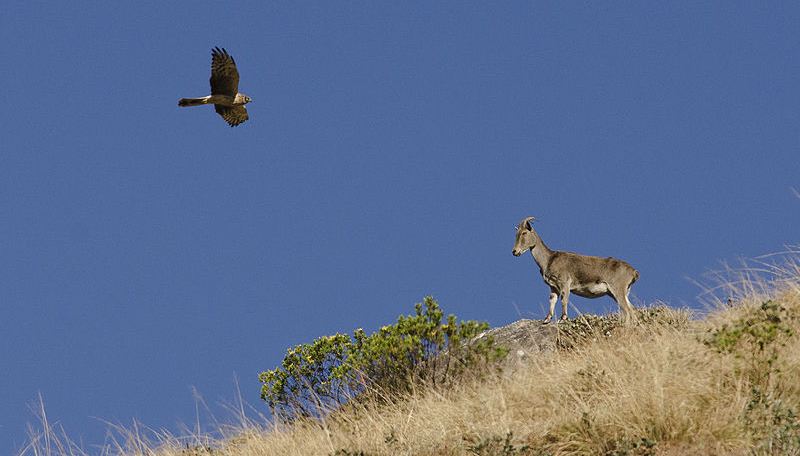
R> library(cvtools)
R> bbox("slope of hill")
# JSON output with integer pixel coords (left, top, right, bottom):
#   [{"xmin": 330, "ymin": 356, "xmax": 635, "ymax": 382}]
[{"xmin": 22, "ymin": 261, "xmax": 800, "ymax": 455}]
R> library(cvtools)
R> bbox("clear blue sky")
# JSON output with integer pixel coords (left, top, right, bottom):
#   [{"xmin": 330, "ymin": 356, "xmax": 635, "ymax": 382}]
[{"xmin": 1, "ymin": 2, "xmax": 798, "ymax": 452}]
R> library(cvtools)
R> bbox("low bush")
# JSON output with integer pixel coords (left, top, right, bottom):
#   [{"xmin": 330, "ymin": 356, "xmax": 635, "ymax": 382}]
[{"xmin": 258, "ymin": 297, "xmax": 506, "ymax": 421}]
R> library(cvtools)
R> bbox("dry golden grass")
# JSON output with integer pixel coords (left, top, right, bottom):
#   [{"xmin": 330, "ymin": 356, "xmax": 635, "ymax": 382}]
[{"xmin": 21, "ymin": 255, "xmax": 800, "ymax": 455}]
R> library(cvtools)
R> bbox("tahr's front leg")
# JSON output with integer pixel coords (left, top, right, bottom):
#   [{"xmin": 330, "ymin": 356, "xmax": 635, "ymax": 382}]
[
  {"xmin": 560, "ymin": 288, "xmax": 571, "ymax": 321},
  {"xmin": 543, "ymin": 290, "xmax": 558, "ymax": 324}
]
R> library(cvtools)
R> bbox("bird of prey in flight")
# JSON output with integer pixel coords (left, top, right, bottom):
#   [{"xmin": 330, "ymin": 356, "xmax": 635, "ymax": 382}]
[{"xmin": 178, "ymin": 47, "xmax": 252, "ymax": 127}]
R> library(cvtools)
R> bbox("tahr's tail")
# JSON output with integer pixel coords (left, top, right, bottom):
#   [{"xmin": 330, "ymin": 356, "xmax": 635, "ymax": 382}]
[{"xmin": 178, "ymin": 96, "xmax": 211, "ymax": 107}]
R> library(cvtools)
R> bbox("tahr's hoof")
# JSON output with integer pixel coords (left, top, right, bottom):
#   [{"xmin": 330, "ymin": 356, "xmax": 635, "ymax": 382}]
[
  {"xmin": 542, "ymin": 316, "xmax": 553, "ymax": 325},
  {"xmin": 560, "ymin": 314, "xmax": 569, "ymax": 321}
]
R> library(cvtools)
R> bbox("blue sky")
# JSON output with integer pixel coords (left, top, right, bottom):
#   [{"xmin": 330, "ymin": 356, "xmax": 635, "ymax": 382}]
[{"xmin": 1, "ymin": 1, "xmax": 798, "ymax": 452}]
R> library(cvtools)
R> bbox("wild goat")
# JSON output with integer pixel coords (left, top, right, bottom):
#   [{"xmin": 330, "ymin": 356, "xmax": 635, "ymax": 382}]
[{"xmin": 512, "ymin": 216, "xmax": 639, "ymax": 324}]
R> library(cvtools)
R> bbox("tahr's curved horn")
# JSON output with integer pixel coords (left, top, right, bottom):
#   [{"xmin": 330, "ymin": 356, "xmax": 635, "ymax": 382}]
[{"xmin": 520, "ymin": 216, "xmax": 536, "ymax": 229}]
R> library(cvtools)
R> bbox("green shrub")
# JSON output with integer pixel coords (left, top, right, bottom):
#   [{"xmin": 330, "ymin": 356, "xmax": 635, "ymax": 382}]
[
  {"xmin": 257, "ymin": 332, "xmax": 353, "ymax": 419},
  {"xmin": 705, "ymin": 300, "xmax": 794, "ymax": 385},
  {"xmin": 259, "ymin": 297, "xmax": 506, "ymax": 420},
  {"xmin": 705, "ymin": 300, "xmax": 800, "ymax": 452},
  {"xmin": 464, "ymin": 431, "xmax": 532, "ymax": 455}
]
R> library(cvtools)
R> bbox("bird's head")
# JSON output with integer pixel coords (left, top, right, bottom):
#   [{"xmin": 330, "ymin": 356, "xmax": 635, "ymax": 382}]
[{"xmin": 235, "ymin": 93, "xmax": 252, "ymax": 105}]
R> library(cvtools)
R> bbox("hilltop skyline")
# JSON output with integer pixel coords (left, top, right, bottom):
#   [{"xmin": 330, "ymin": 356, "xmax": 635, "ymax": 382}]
[{"xmin": 1, "ymin": 2, "xmax": 799, "ymax": 452}]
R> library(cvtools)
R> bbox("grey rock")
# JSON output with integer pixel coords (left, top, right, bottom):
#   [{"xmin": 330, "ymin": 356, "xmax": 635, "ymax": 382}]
[{"xmin": 475, "ymin": 319, "xmax": 558, "ymax": 368}]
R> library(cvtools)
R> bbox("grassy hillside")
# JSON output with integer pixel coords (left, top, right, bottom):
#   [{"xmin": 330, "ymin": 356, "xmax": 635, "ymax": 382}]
[{"xmin": 22, "ymin": 259, "xmax": 800, "ymax": 455}]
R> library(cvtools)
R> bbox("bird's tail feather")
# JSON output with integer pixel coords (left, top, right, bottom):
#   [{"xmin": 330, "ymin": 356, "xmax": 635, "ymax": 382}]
[{"xmin": 178, "ymin": 97, "xmax": 211, "ymax": 107}]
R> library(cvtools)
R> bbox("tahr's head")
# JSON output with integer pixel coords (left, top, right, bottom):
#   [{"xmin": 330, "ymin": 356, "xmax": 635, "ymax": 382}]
[{"xmin": 512, "ymin": 216, "xmax": 537, "ymax": 256}]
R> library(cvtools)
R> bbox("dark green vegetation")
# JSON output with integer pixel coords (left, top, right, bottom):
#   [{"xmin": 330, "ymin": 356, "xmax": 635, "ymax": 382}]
[{"xmin": 259, "ymin": 297, "xmax": 507, "ymax": 420}]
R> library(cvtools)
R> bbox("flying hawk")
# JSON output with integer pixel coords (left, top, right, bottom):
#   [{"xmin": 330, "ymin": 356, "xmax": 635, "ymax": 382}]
[{"xmin": 178, "ymin": 47, "xmax": 252, "ymax": 127}]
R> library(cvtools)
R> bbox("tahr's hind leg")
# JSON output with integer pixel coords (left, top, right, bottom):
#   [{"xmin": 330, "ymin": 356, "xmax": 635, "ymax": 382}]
[{"xmin": 610, "ymin": 286, "xmax": 637, "ymax": 324}]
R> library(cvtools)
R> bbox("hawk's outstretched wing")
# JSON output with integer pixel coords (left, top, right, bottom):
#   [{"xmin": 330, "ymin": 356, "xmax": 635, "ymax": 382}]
[
  {"xmin": 215, "ymin": 105, "xmax": 249, "ymax": 127},
  {"xmin": 210, "ymin": 47, "xmax": 239, "ymax": 96}
]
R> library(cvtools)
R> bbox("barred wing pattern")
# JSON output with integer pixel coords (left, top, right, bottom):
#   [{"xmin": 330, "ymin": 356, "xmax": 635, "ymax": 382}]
[{"xmin": 215, "ymin": 105, "xmax": 249, "ymax": 127}]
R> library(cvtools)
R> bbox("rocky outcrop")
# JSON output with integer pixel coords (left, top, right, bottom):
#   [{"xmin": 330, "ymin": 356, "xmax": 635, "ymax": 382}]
[
  {"xmin": 476, "ymin": 307, "xmax": 691, "ymax": 370},
  {"xmin": 474, "ymin": 319, "xmax": 558, "ymax": 369}
]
